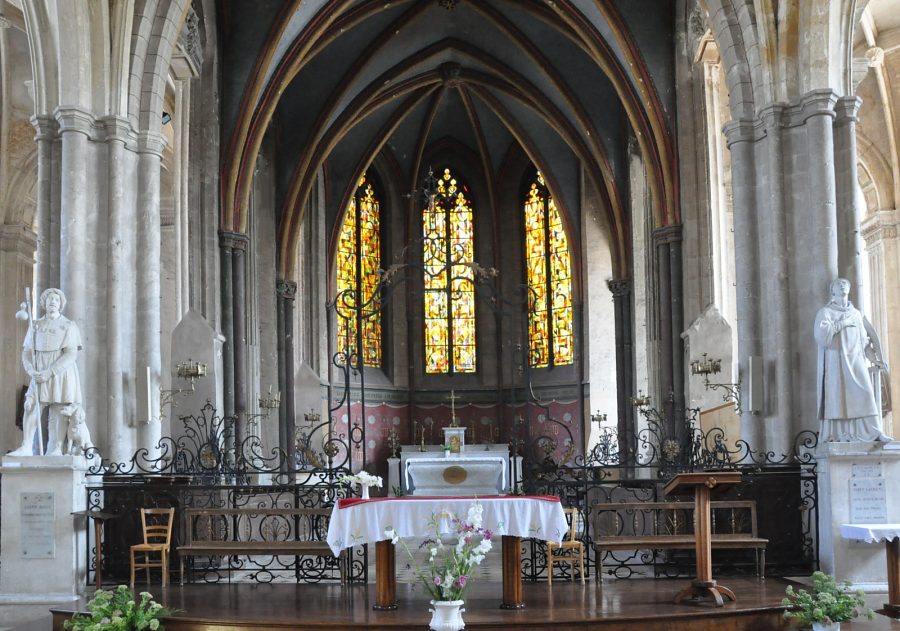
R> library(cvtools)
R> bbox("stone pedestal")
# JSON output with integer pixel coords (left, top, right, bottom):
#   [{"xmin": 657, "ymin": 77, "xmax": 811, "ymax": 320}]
[
  {"xmin": 818, "ymin": 442, "xmax": 900, "ymax": 590},
  {"xmin": 0, "ymin": 455, "xmax": 88, "ymax": 602}
]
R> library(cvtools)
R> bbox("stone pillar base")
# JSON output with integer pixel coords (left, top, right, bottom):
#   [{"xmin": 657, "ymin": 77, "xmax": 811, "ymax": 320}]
[
  {"xmin": 0, "ymin": 455, "xmax": 88, "ymax": 600},
  {"xmin": 818, "ymin": 441, "xmax": 900, "ymax": 589}
]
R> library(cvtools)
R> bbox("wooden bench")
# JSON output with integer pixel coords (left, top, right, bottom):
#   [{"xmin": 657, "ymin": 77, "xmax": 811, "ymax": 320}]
[
  {"xmin": 178, "ymin": 507, "xmax": 344, "ymax": 584},
  {"xmin": 592, "ymin": 500, "xmax": 767, "ymax": 578}
]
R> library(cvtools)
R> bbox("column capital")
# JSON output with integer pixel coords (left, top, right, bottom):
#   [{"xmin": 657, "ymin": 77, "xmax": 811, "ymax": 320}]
[
  {"xmin": 833, "ymin": 96, "xmax": 862, "ymax": 126},
  {"xmin": 137, "ymin": 130, "xmax": 167, "ymax": 157},
  {"xmin": 861, "ymin": 209, "xmax": 900, "ymax": 246},
  {"xmin": 30, "ymin": 115, "xmax": 58, "ymax": 140},
  {"xmin": 784, "ymin": 89, "xmax": 838, "ymax": 127},
  {"xmin": 606, "ymin": 279, "xmax": 631, "ymax": 298},
  {"xmin": 723, "ymin": 119, "xmax": 762, "ymax": 148},
  {"xmin": 219, "ymin": 230, "xmax": 249, "ymax": 251},
  {"xmin": 277, "ymin": 279, "xmax": 298, "ymax": 300},
  {"xmin": 652, "ymin": 224, "xmax": 682, "ymax": 246},
  {"xmin": 758, "ymin": 103, "xmax": 787, "ymax": 130},
  {"xmin": 54, "ymin": 106, "xmax": 96, "ymax": 137},
  {"xmin": 98, "ymin": 115, "xmax": 137, "ymax": 145}
]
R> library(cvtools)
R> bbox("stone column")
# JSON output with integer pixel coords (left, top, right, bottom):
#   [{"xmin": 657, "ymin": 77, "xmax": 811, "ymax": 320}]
[
  {"xmin": 758, "ymin": 105, "xmax": 793, "ymax": 446},
  {"xmin": 833, "ymin": 97, "xmax": 865, "ymax": 305},
  {"xmin": 607, "ymin": 279, "xmax": 634, "ymax": 456},
  {"xmin": 724, "ymin": 120, "xmax": 763, "ymax": 447},
  {"xmin": 655, "ymin": 232, "xmax": 673, "ymax": 411},
  {"xmin": 102, "ymin": 117, "xmax": 136, "ymax": 462},
  {"xmin": 790, "ymin": 90, "xmax": 840, "ymax": 439},
  {"xmin": 136, "ymin": 131, "xmax": 166, "ymax": 458},
  {"xmin": 172, "ymin": 78, "xmax": 192, "ymax": 318},
  {"xmin": 653, "ymin": 225, "xmax": 685, "ymax": 426},
  {"xmin": 31, "ymin": 115, "xmax": 58, "ymax": 296},
  {"xmin": 231, "ymin": 236, "xmax": 249, "ymax": 454},
  {"xmin": 54, "ymin": 107, "xmax": 93, "ymax": 356},
  {"xmin": 862, "ymin": 210, "xmax": 900, "ymax": 439},
  {"xmin": 277, "ymin": 279, "xmax": 297, "ymax": 466},
  {"xmin": 0, "ymin": 226, "xmax": 36, "ymax": 454},
  {"xmin": 56, "ymin": 107, "xmax": 105, "ymax": 452}
]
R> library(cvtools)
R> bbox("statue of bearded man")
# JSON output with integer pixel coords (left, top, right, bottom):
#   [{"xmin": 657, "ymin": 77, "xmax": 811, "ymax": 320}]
[{"xmin": 814, "ymin": 278, "xmax": 892, "ymax": 442}]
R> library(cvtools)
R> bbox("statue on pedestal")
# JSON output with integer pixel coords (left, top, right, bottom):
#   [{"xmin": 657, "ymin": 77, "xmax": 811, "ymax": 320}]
[
  {"xmin": 814, "ymin": 278, "xmax": 892, "ymax": 442},
  {"xmin": 10, "ymin": 288, "xmax": 91, "ymax": 456}
]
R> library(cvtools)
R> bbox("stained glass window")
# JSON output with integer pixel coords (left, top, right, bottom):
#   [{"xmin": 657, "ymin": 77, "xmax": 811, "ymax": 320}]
[
  {"xmin": 525, "ymin": 172, "xmax": 574, "ymax": 368},
  {"xmin": 423, "ymin": 168, "xmax": 476, "ymax": 374},
  {"xmin": 336, "ymin": 176, "xmax": 382, "ymax": 367}
]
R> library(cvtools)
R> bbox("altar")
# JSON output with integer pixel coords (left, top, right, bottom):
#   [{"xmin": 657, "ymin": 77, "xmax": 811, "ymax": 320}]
[{"xmin": 388, "ymin": 444, "xmax": 517, "ymax": 496}]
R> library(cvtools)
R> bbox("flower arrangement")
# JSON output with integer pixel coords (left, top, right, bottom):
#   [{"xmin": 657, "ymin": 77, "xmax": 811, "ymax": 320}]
[
  {"xmin": 384, "ymin": 501, "xmax": 492, "ymax": 602},
  {"xmin": 782, "ymin": 571, "xmax": 874, "ymax": 627},
  {"xmin": 63, "ymin": 585, "xmax": 177, "ymax": 631},
  {"xmin": 339, "ymin": 470, "xmax": 383, "ymax": 488},
  {"xmin": 442, "ymin": 444, "xmax": 452, "ymax": 452}
]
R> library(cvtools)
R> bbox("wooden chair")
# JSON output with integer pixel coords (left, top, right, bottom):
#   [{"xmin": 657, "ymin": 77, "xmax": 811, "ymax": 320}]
[
  {"xmin": 547, "ymin": 507, "xmax": 585, "ymax": 585},
  {"xmin": 130, "ymin": 507, "xmax": 175, "ymax": 587}
]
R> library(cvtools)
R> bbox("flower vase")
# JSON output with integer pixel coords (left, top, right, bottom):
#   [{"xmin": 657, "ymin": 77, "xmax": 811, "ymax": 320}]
[
  {"xmin": 812, "ymin": 623, "xmax": 839, "ymax": 631},
  {"xmin": 429, "ymin": 600, "xmax": 465, "ymax": 631},
  {"xmin": 361, "ymin": 485, "xmax": 369, "ymax": 500}
]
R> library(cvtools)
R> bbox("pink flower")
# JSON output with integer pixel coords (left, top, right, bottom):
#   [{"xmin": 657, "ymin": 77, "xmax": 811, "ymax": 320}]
[
  {"xmin": 458, "ymin": 575, "xmax": 468, "ymax": 588},
  {"xmin": 484, "ymin": 529, "xmax": 492, "ymax": 540},
  {"xmin": 434, "ymin": 576, "xmax": 442, "ymax": 586}
]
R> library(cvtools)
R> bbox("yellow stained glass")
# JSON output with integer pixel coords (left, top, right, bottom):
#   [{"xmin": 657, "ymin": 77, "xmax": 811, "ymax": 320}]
[
  {"xmin": 336, "ymin": 177, "xmax": 381, "ymax": 367},
  {"xmin": 524, "ymin": 174, "xmax": 574, "ymax": 368},
  {"xmin": 424, "ymin": 168, "xmax": 476, "ymax": 373}
]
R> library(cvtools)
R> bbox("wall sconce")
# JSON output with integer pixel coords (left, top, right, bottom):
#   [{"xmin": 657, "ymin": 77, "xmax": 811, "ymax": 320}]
[
  {"xmin": 160, "ymin": 358, "xmax": 207, "ymax": 410},
  {"xmin": 259, "ymin": 385, "xmax": 281, "ymax": 411},
  {"xmin": 247, "ymin": 386, "xmax": 282, "ymax": 426},
  {"xmin": 689, "ymin": 353, "xmax": 721, "ymax": 377},
  {"xmin": 630, "ymin": 390, "xmax": 651, "ymax": 408},
  {"xmin": 690, "ymin": 353, "xmax": 741, "ymax": 413}
]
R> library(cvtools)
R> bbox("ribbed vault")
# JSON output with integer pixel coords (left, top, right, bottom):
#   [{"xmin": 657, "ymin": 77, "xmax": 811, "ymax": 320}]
[{"xmin": 218, "ymin": 0, "xmax": 677, "ymax": 280}]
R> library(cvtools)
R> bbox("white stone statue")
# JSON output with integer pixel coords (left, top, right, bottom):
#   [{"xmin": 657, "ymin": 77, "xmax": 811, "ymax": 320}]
[
  {"xmin": 10, "ymin": 288, "xmax": 89, "ymax": 456},
  {"xmin": 814, "ymin": 278, "xmax": 892, "ymax": 442}
]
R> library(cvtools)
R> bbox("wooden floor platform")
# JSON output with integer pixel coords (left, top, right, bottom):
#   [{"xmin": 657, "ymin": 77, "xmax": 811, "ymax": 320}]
[{"xmin": 50, "ymin": 577, "xmax": 804, "ymax": 630}]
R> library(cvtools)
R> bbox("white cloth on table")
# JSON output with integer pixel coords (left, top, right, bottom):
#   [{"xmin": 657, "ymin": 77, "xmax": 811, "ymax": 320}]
[
  {"xmin": 326, "ymin": 495, "xmax": 567, "ymax": 556},
  {"xmin": 840, "ymin": 523, "xmax": 900, "ymax": 544}
]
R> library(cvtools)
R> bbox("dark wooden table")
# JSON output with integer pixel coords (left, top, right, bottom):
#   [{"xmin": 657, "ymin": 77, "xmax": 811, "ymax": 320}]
[
  {"xmin": 663, "ymin": 471, "xmax": 743, "ymax": 607},
  {"xmin": 71, "ymin": 510, "xmax": 119, "ymax": 590}
]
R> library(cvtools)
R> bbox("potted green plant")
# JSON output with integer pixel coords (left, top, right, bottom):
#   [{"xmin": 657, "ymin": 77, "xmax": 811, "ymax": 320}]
[
  {"xmin": 442, "ymin": 443, "xmax": 452, "ymax": 458},
  {"xmin": 782, "ymin": 571, "xmax": 874, "ymax": 631},
  {"xmin": 64, "ymin": 585, "xmax": 177, "ymax": 630}
]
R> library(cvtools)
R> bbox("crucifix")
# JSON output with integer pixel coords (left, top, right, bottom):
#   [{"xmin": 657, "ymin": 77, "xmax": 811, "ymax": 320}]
[{"xmin": 448, "ymin": 389, "xmax": 461, "ymax": 427}]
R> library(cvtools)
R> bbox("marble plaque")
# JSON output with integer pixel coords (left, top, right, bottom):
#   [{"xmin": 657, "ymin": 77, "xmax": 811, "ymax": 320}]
[
  {"xmin": 20, "ymin": 492, "xmax": 55, "ymax": 558},
  {"xmin": 849, "ymin": 478, "xmax": 887, "ymax": 524},
  {"xmin": 851, "ymin": 462, "xmax": 883, "ymax": 478}
]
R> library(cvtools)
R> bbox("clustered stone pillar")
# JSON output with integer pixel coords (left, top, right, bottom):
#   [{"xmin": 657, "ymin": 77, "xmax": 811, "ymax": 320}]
[
  {"xmin": 607, "ymin": 279, "xmax": 634, "ymax": 457},
  {"xmin": 136, "ymin": 131, "xmax": 166, "ymax": 458},
  {"xmin": 757, "ymin": 105, "xmax": 793, "ymax": 446},
  {"xmin": 277, "ymin": 279, "xmax": 297, "ymax": 466},
  {"xmin": 724, "ymin": 89, "xmax": 856, "ymax": 447},
  {"xmin": 652, "ymin": 225, "xmax": 684, "ymax": 432},
  {"xmin": 104, "ymin": 117, "xmax": 136, "ymax": 463},
  {"xmin": 723, "ymin": 120, "xmax": 763, "ymax": 446},
  {"xmin": 220, "ymin": 231, "xmax": 250, "ymax": 460}
]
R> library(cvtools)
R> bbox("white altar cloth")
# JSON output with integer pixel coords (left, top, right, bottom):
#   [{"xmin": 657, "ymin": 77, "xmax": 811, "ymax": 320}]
[
  {"xmin": 326, "ymin": 495, "xmax": 567, "ymax": 555},
  {"xmin": 841, "ymin": 523, "xmax": 900, "ymax": 544}
]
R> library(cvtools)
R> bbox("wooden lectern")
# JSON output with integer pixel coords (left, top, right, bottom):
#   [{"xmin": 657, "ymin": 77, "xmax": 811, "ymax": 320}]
[{"xmin": 663, "ymin": 471, "xmax": 742, "ymax": 607}]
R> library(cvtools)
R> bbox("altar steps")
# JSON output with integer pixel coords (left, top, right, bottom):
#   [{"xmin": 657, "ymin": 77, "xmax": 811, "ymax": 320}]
[{"xmin": 45, "ymin": 577, "xmax": 855, "ymax": 631}]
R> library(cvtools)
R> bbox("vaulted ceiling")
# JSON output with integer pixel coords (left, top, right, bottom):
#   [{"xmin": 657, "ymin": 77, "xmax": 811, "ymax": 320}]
[{"xmin": 218, "ymin": 0, "xmax": 676, "ymax": 278}]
